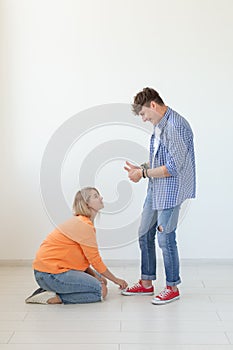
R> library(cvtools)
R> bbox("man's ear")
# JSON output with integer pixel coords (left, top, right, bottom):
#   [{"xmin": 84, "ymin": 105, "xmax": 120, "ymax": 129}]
[{"xmin": 150, "ymin": 101, "xmax": 157, "ymax": 110}]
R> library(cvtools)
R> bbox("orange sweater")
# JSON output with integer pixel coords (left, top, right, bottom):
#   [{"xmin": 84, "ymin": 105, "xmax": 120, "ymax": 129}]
[{"xmin": 33, "ymin": 215, "xmax": 107, "ymax": 274}]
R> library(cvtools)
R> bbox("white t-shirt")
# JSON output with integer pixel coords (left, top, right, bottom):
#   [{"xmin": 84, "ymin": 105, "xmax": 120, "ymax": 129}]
[{"xmin": 153, "ymin": 126, "xmax": 161, "ymax": 162}]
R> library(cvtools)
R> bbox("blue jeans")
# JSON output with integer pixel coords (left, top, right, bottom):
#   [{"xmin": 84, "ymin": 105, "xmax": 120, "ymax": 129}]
[
  {"xmin": 139, "ymin": 187, "xmax": 181, "ymax": 286},
  {"xmin": 34, "ymin": 269, "xmax": 102, "ymax": 304}
]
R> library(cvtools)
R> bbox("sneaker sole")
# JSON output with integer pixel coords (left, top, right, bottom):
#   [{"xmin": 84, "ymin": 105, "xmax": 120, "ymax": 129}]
[
  {"xmin": 121, "ymin": 291, "xmax": 154, "ymax": 296},
  {"xmin": 25, "ymin": 291, "xmax": 56, "ymax": 304},
  {"xmin": 151, "ymin": 296, "xmax": 180, "ymax": 305}
]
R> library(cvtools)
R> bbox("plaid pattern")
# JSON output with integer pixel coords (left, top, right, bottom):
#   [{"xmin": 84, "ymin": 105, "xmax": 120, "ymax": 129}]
[{"xmin": 149, "ymin": 107, "xmax": 196, "ymax": 210}]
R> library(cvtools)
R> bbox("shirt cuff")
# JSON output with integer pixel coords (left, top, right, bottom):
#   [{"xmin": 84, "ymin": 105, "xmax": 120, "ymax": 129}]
[{"xmin": 165, "ymin": 162, "xmax": 177, "ymax": 177}]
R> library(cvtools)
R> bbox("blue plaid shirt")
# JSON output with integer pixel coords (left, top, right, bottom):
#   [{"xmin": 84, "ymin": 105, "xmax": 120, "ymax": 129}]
[{"xmin": 149, "ymin": 107, "xmax": 196, "ymax": 210}]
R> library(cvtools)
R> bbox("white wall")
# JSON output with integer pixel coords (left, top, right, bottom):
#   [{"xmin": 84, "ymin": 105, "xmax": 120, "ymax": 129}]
[{"xmin": 1, "ymin": 0, "xmax": 233, "ymax": 260}]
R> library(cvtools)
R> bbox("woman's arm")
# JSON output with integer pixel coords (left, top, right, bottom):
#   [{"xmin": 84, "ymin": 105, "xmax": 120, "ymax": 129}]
[
  {"xmin": 85, "ymin": 266, "xmax": 98, "ymax": 278},
  {"xmin": 85, "ymin": 266, "xmax": 107, "ymax": 285},
  {"xmin": 85, "ymin": 266, "xmax": 127, "ymax": 289},
  {"xmin": 101, "ymin": 268, "xmax": 128, "ymax": 289}
]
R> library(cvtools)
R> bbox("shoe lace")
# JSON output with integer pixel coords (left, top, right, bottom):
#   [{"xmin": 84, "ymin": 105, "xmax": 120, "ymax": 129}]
[
  {"xmin": 129, "ymin": 281, "xmax": 141, "ymax": 290},
  {"xmin": 158, "ymin": 287, "xmax": 171, "ymax": 298}
]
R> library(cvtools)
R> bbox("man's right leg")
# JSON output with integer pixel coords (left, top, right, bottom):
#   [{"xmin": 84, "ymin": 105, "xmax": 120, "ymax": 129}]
[
  {"xmin": 139, "ymin": 222, "xmax": 157, "ymax": 286},
  {"xmin": 121, "ymin": 188, "xmax": 157, "ymax": 295}
]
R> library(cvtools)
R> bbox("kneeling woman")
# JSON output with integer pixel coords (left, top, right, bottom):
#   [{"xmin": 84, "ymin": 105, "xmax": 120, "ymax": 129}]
[{"xmin": 26, "ymin": 187, "xmax": 128, "ymax": 304}]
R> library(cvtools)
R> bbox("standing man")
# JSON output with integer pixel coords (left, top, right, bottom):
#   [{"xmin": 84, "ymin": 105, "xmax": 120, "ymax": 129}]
[{"xmin": 122, "ymin": 87, "xmax": 196, "ymax": 304}]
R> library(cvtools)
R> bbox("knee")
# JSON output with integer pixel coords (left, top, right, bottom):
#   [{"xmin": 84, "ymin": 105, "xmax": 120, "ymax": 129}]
[
  {"xmin": 158, "ymin": 225, "xmax": 163, "ymax": 232},
  {"xmin": 158, "ymin": 229, "xmax": 176, "ymax": 250},
  {"xmin": 157, "ymin": 228, "xmax": 167, "ymax": 249},
  {"xmin": 139, "ymin": 232, "xmax": 148, "ymax": 249},
  {"xmin": 139, "ymin": 234, "xmax": 145, "ymax": 247},
  {"xmin": 101, "ymin": 283, "xmax": 108, "ymax": 299}
]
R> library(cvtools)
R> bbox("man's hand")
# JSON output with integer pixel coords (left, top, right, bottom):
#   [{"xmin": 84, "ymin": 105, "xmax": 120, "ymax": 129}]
[{"xmin": 124, "ymin": 161, "xmax": 142, "ymax": 183}]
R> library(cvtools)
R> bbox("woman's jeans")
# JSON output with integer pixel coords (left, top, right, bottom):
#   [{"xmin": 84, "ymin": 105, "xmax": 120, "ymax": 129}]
[
  {"xmin": 34, "ymin": 269, "xmax": 102, "ymax": 304},
  {"xmin": 139, "ymin": 187, "xmax": 181, "ymax": 286}
]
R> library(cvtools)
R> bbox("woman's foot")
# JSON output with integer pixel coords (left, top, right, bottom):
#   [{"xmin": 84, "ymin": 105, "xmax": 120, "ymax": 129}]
[
  {"xmin": 101, "ymin": 283, "xmax": 108, "ymax": 299},
  {"xmin": 47, "ymin": 295, "xmax": 62, "ymax": 304},
  {"xmin": 25, "ymin": 289, "xmax": 61, "ymax": 304}
]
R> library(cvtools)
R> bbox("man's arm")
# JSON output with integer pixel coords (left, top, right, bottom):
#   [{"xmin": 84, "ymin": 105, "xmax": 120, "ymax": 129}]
[
  {"xmin": 124, "ymin": 161, "xmax": 171, "ymax": 183},
  {"xmin": 146, "ymin": 165, "xmax": 171, "ymax": 178}
]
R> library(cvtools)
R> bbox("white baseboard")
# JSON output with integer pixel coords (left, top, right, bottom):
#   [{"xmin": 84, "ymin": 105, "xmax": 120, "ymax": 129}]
[
  {"xmin": 0, "ymin": 258, "xmax": 233, "ymax": 267},
  {"xmin": 0, "ymin": 259, "xmax": 33, "ymax": 266},
  {"xmin": 104, "ymin": 258, "xmax": 233, "ymax": 267}
]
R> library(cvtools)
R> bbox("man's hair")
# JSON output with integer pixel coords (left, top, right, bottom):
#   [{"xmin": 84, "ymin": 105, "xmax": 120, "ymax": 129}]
[{"xmin": 132, "ymin": 87, "xmax": 164, "ymax": 115}]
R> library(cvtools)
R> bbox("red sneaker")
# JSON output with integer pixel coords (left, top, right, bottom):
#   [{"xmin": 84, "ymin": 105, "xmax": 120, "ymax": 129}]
[
  {"xmin": 152, "ymin": 286, "xmax": 180, "ymax": 304},
  {"xmin": 121, "ymin": 280, "xmax": 154, "ymax": 296}
]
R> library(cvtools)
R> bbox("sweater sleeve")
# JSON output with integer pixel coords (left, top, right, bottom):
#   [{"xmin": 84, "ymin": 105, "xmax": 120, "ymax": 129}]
[
  {"xmin": 78, "ymin": 244, "xmax": 107, "ymax": 274},
  {"xmin": 57, "ymin": 216, "xmax": 107, "ymax": 274}
]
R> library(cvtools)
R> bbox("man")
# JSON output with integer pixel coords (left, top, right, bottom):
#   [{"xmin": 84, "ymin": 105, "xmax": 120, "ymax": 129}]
[{"xmin": 122, "ymin": 87, "xmax": 196, "ymax": 304}]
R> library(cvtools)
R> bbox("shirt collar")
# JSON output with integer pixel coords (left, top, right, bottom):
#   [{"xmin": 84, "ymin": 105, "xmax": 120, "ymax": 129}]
[{"xmin": 157, "ymin": 106, "xmax": 171, "ymax": 131}]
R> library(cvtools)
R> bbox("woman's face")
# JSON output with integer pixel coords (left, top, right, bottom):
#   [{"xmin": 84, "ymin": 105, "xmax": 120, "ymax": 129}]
[{"xmin": 87, "ymin": 190, "xmax": 104, "ymax": 212}]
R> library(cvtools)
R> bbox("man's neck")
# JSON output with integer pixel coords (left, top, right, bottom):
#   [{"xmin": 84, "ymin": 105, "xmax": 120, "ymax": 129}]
[
  {"xmin": 153, "ymin": 105, "xmax": 168, "ymax": 126},
  {"xmin": 158, "ymin": 105, "xmax": 168, "ymax": 118}
]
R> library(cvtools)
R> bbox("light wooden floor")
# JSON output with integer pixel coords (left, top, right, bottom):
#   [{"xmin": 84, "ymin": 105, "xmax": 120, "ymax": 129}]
[{"xmin": 1, "ymin": 260, "xmax": 233, "ymax": 349}]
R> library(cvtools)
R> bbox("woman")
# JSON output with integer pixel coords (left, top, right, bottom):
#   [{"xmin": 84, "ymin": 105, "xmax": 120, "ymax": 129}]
[{"xmin": 25, "ymin": 187, "xmax": 128, "ymax": 304}]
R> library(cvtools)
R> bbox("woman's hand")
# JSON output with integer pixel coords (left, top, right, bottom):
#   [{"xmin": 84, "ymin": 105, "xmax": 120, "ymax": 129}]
[
  {"xmin": 101, "ymin": 268, "xmax": 128, "ymax": 289},
  {"xmin": 114, "ymin": 278, "xmax": 128, "ymax": 290}
]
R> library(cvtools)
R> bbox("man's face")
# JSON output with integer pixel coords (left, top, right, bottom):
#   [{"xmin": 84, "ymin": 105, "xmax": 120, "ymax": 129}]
[{"xmin": 139, "ymin": 102, "xmax": 161, "ymax": 126}]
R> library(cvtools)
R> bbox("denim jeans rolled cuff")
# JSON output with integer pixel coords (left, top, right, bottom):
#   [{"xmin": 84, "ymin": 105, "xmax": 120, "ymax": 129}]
[
  {"xmin": 141, "ymin": 274, "xmax": 156, "ymax": 280},
  {"xmin": 34, "ymin": 269, "xmax": 102, "ymax": 304},
  {"xmin": 166, "ymin": 277, "xmax": 181, "ymax": 287}
]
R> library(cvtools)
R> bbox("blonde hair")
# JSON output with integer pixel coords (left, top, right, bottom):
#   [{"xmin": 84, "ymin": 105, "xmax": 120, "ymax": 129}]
[{"xmin": 72, "ymin": 187, "xmax": 100, "ymax": 217}]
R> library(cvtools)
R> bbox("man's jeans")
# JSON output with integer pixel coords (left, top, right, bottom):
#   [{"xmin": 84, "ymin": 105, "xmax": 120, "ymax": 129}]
[{"xmin": 139, "ymin": 187, "xmax": 181, "ymax": 286}]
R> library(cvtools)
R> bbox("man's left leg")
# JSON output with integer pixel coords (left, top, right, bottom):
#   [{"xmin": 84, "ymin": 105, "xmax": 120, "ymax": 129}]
[{"xmin": 152, "ymin": 205, "xmax": 181, "ymax": 304}]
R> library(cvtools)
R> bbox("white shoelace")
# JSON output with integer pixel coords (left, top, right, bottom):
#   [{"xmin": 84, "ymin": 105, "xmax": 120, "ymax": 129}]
[
  {"xmin": 129, "ymin": 282, "xmax": 141, "ymax": 290},
  {"xmin": 158, "ymin": 288, "xmax": 170, "ymax": 298}
]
